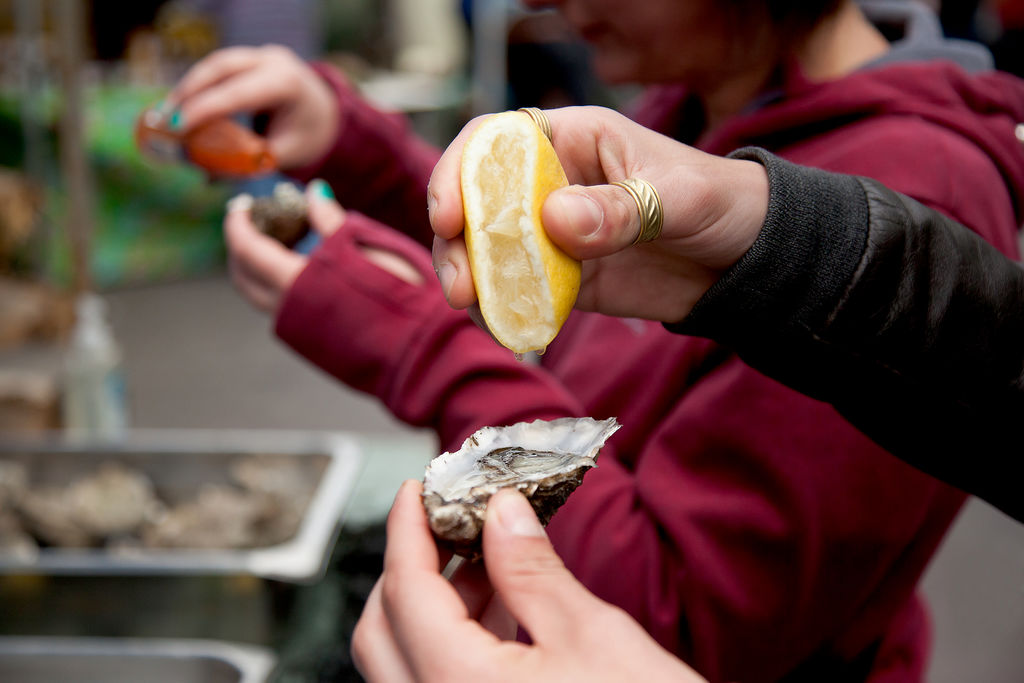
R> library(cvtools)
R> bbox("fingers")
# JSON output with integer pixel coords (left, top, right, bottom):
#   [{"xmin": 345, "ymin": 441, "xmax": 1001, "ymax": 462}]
[
  {"xmin": 431, "ymin": 235, "xmax": 476, "ymax": 308},
  {"xmin": 382, "ymin": 480, "xmax": 442, "ymax": 573},
  {"xmin": 351, "ymin": 579, "xmax": 416, "ymax": 683},
  {"xmin": 448, "ymin": 558, "xmax": 498, "ymax": 622},
  {"xmin": 478, "ymin": 592, "xmax": 518, "ymax": 638},
  {"xmin": 301, "ymin": 180, "xmax": 427, "ymax": 286},
  {"xmin": 426, "ymin": 106, "xmax": 656, "ymax": 290},
  {"xmin": 171, "ymin": 46, "xmax": 261, "ymax": 102},
  {"xmin": 168, "ymin": 47, "xmax": 265, "ymax": 128},
  {"xmin": 542, "ymin": 184, "xmax": 644, "ymax": 260},
  {"xmin": 477, "ymin": 490, "xmax": 713, "ymax": 683},
  {"xmin": 427, "ymin": 115, "xmax": 488, "ymax": 240},
  {"xmin": 305, "ymin": 180, "xmax": 345, "ymax": 237},
  {"xmin": 224, "ymin": 205, "xmax": 306, "ymax": 313},
  {"xmin": 181, "ymin": 68, "xmax": 290, "ymax": 131},
  {"xmin": 167, "ymin": 45, "xmax": 307, "ymax": 131},
  {"xmin": 226, "ymin": 259, "xmax": 279, "ymax": 313},
  {"xmin": 224, "ymin": 206, "xmax": 296, "ymax": 281},
  {"xmin": 481, "ymin": 489, "xmax": 605, "ymax": 645},
  {"xmin": 379, "ymin": 481, "xmax": 500, "ymax": 678},
  {"xmin": 352, "ymin": 482, "xmax": 441, "ymax": 682}
]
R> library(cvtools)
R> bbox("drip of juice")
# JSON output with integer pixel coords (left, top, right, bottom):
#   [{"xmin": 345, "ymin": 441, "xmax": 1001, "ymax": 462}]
[{"xmin": 135, "ymin": 106, "xmax": 277, "ymax": 177}]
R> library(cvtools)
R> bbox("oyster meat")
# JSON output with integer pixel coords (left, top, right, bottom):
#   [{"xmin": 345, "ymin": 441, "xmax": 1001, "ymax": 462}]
[{"xmin": 422, "ymin": 417, "xmax": 620, "ymax": 559}]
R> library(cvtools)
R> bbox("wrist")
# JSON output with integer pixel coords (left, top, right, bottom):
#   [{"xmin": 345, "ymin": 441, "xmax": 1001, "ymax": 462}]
[
  {"xmin": 281, "ymin": 62, "xmax": 349, "ymax": 173},
  {"xmin": 694, "ymin": 156, "xmax": 770, "ymax": 272}
]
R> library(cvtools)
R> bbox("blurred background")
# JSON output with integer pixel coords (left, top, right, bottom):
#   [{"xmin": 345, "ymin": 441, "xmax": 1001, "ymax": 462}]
[{"xmin": 0, "ymin": 1, "xmax": 1021, "ymax": 682}]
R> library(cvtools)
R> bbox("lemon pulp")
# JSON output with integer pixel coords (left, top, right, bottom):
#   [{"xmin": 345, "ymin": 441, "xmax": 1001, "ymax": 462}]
[{"xmin": 460, "ymin": 111, "xmax": 580, "ymax": 355}]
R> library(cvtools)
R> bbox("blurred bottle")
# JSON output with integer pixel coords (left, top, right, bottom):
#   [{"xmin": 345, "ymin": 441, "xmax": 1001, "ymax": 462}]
[
  {"xmin": 391, "ymin": 0, "xmax": 467, "ymax": 76},
  {"xmin": 62, "ymin": 293, "xmax": 127, "ymax": 437},
  {"xmin": 135, "ymin": 104, "xmax": 277, "ymax": 177}
]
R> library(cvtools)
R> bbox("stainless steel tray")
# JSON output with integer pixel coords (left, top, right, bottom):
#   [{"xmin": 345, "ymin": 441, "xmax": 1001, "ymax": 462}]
[
  {"xmin": 0, "ymin": 429, "xmax": 363, "ymax": 583},
  {"xmin": 0, "ymin": 636, "xmax": 276, "ymax": 683}
]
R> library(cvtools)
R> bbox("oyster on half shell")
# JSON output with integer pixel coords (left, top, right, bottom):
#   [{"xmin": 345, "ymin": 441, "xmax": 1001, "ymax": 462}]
[{"xmin": 422, "ymin": 417, "xmax": 620, "ymax": 559}]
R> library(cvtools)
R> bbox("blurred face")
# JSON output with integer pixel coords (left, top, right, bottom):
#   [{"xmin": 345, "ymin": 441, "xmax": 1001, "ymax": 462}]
[{"xmin": 520, "ymin": 0, "xmax": 757, "ymax": 86}]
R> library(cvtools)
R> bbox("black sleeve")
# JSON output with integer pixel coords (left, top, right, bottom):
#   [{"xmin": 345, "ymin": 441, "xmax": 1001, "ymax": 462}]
[{"xmin": 669, "ymin": 147, "xmax": 1024, "ymax": 522}]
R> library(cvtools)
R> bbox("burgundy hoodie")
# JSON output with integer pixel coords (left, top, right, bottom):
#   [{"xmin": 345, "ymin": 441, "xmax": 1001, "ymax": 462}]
[{"xmin": 276, "ymin": 6, "xmax": 1024, "ymax": 682}]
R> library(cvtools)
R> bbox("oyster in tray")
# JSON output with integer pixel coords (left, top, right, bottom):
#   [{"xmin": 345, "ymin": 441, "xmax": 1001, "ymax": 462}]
[{"xmin": 422, "ymin": 417, "xmax": 620, "ymax": 559}]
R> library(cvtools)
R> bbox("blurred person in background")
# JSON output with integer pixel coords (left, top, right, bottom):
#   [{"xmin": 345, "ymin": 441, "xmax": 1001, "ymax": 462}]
[
  {"xmin": 461, "ymin": 0, "xmax": 612, "ymax": 109},
  {"xmin": 428, "ymin": 108, "xmax": 1024, "ymax": 525},
  {"xmin": 162, "ymin": 0, "xmax": 1024, "ymax": 681},
  {"xmin": 352, "ymin": 113, "xmax": 1024, "ymax": 680}
]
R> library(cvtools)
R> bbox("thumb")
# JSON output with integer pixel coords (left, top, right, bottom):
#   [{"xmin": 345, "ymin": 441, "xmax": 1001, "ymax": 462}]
[
  {"xmin": 482, "ymin": 489, "xmax": 604, "ymax": 645},
  {"xmin": 542, "ymin": 184, "xmax": 643, "ymax": 260},
  {"xmin": 306, "ymin": 179, "xmax": 346, "ymax": 237}
]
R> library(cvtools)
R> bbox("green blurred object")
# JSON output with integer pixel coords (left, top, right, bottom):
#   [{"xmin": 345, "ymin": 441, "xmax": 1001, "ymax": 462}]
[{"xmin": 0, "ymin": 84, "xmax": 232, "ymax": 289}]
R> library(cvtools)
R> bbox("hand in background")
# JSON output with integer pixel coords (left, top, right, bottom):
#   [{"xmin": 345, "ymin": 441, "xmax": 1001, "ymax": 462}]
[
  {"xmin": 225, "ymin": 180, "xmax": 425, "ymax": 314},
  {"xmin": 167, "ymin": 45, "xmax": 340, "ymax": 170},
  {"xmin": 351, "ymin": 480, "xmax": 706, "ymax": 683},
  {"xmin": 429, "ymin": 106, "xmax": 769, "ymax": 323},
  {"xmin": 224, "ymin": 179, "xmax": 340, "ymax": 313}
]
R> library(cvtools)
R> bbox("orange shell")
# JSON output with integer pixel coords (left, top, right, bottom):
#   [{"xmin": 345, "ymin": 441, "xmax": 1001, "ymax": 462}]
[
  {"xmin": 135, "ymin": 107, "xmax": 276, "ymax": 177},
  {"xmin": 183, "ymin": 118, "xmax": 277, "ymax": 177}
]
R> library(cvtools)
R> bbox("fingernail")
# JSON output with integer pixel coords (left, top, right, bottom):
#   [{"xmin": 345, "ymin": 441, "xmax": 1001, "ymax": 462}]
[
  {"xmin": 550, "ymin": 188, "xmax": 604, "ymax": 239},
  {"xmin": 310, "ymin": 179, "xmax": 335, "ymax": 201},
  {"xmin": 491, "ymin": 489, "xmax": 546, "ymax": 538},
  {"xmin": 169, "ymin": 108, "xmax": 184, "ymax": 131},
  {"xmin": 397, "ymin": 478, "xmax": 419, "ymax": 498},
  {"xmin": 427, "ymin": 190, "xmax": 439, "ymax": 222},
  {"xmin": 226, "ymin": 193, "xmax": 254, "ymax": 213},
  {"xmin": 434, "ymin": 259, "xmax": 456, "ymax": 299}
]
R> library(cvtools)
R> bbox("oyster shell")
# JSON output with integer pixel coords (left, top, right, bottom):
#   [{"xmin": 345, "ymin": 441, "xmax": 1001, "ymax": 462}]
[
  {"xmin": 422, "ymin": 417, "xmax": 620, "ymax": 559},
  {"xmin": 229, "ymin": 182, "xmax": 310, "ymax": 247}
]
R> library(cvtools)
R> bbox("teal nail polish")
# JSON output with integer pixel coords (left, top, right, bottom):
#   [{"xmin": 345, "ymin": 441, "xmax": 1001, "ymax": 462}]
[
  {"xmin": 169, "ymin": 109, "xmax": 184, "ymax": 130},
  {"xmin": 311, "ymin": 179, "xmax": 335, "ymax": 200}
]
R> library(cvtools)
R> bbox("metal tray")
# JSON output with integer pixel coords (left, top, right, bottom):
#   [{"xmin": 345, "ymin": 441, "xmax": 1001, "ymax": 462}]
[
  {"xmin": 0, "ymin": 636, "xmax": 276, "ymax": 683},
  {"xmin": 0, "ymin": 429, "xmax": 363, "ymax": 583}
]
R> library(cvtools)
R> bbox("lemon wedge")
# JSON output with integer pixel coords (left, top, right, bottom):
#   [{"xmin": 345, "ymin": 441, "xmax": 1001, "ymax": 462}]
[{"xmin": 460, "ymin": 110, "xmax": 580, "ymax": 356}]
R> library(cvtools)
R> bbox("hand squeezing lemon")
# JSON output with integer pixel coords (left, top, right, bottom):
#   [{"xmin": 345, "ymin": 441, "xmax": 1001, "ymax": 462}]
[{"xmin": 460, "ymin": 110, "xmax": 581, "ymax": 356}]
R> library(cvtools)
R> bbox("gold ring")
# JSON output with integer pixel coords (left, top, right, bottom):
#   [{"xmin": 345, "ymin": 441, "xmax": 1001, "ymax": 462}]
[
  {"xmin": 612, "ymin": 178, "xmax": 663, "ymax": 244},
  {"xmin": 517, "ymin": 107, "xmax": 552, "ymax": 142}
]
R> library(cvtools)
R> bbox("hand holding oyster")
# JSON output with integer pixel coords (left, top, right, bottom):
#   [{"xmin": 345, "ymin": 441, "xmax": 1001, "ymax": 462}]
[
  {"xmin": 228, "ymin": 182, "xmax": 311, "ymax": 247},
  {"xmin": 422, "ymin": 417, "xmax": 620, "ymax": 559}
]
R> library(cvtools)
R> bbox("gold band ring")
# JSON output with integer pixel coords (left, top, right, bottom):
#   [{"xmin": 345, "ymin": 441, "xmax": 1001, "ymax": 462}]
[
  {"xmin": 612, "ymin": 178, "xmax": 664, "ymax": 245},
  {"xmin": 517, "ymin": 107, "xmax": 553, "ymax": 142}
]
